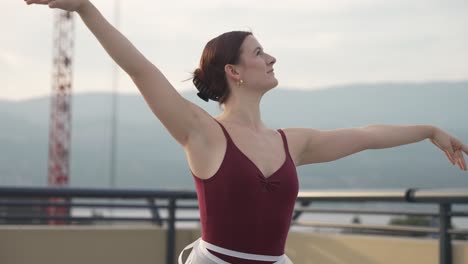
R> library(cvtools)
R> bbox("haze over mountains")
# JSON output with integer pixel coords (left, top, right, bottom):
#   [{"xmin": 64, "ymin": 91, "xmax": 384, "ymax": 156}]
[{"xmin": 1, "ymin": 81, "xmax": 467, "ymax": 191}]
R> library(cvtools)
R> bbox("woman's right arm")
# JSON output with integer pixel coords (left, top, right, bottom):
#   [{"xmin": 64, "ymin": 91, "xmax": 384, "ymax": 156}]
[{"xmin": 26, "ymin": 0, "xmax": 209, "ymax": 146}]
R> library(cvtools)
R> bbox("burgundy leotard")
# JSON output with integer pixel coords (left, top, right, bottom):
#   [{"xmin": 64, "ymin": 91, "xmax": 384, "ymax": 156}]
[{"xmin": 191, "ymin": 119, "xmax": 299, "ymax": 263}]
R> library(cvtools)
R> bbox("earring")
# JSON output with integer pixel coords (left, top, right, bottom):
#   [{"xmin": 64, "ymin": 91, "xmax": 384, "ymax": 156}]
[{"xmin": 237, "ymin": 79, "xmax": 244, "ymax": 87}]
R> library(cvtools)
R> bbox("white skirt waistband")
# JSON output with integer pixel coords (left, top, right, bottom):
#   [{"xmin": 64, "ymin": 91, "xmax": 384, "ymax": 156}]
[{"xmin": 178, "ymin": 237, "xmax": 291, "ymax": 264}]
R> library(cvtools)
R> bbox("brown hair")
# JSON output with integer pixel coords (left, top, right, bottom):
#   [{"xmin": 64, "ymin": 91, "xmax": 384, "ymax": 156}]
[{"xmin": 193, "ymin": 31, "xmax": 253, "ymax": 109}]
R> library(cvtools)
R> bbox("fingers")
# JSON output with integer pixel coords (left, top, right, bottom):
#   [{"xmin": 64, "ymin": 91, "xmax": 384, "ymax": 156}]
[
  {"xmin": 445, "ymin": 149, "xmax": 456, "ymax": 164},
  {"xmin": 25, "ymin": 0, "xmax": 51, "ymax": 5},
  {"xmin": 449, "ymin": 137, "xmax": 467, "ymax": 171},
  {"xmin": 25, "ymin": 0, "xmax": 59, "ymax": 9},
  {"xmin": 432, "ymin": 138, "xmax": 451, "ymax": 162},
  {"xmin": 444, "ymin": 151, "xmax": 455, "ymax": 165},
  {"xmin": 433, "ymin": 131, "xmax": 468, "ymax": 171},
  {"xmin": 445, "ymin": 149, "xmax": 468, "ymax": 171},
  {"xmin": 455, "ymin": 150, "xmax": 467, "ymax": 171}
]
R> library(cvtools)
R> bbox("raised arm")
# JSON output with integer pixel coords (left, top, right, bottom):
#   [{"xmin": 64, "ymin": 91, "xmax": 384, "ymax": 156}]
[{"xmin": 26, "ymin": 0, "xmax": 209, "ymax": 146}]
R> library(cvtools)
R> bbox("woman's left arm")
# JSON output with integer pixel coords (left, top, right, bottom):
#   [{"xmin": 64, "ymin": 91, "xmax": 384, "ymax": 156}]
[{"xmin": 365, "ymin": 124, "xmax": 467, "ymax": 171}]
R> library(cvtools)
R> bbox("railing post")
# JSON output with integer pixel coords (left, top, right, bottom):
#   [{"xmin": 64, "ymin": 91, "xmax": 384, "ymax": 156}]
[
  {"xmin": 439, "ymin": 203, "xmax": 452, "ymax": 264},
  {"xmin": 147, "ymin": 198, "xmax": 163, "ymax": 226},
  {"xmin": 166, "ymin": 198, "xmax": 176, "ymax": 264}
]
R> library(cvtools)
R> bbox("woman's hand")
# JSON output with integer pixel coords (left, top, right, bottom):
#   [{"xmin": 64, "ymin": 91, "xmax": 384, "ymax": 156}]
[
  {"xmin": 24, "ymin": 0, "xmax": 90, "ymax": 12},
  {"xmin": 429, "ymin": 127, "xmax": 467, "ymax": 171}
]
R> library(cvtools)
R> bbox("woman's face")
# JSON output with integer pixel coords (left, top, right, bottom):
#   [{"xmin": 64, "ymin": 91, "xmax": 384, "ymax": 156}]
[{"xmin": 237, "ymin": 35, "xmax": 278, "ymax": 92}]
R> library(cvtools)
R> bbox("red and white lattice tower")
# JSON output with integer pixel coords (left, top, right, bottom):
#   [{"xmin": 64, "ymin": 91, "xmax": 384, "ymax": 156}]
[{"xmin": 47, "ymin": 10, "xmax": 74, "ymax": 225}]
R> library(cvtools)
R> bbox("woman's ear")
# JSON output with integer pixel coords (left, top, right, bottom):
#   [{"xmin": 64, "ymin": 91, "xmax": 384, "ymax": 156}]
[{"xmin": 224, "ymin": 64, "xmax": 240, "ymax": 81}]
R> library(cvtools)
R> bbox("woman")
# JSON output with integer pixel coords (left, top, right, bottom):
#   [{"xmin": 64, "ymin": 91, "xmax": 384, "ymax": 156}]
[{"xmin": 25, "ymin": 0, "xmax": 468, "ymax": 263}]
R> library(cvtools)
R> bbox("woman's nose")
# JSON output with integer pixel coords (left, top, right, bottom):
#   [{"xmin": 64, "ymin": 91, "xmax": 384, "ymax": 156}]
[{"xmin": 268, "ymin": 54, "xmax": 276, "ymax": 65}]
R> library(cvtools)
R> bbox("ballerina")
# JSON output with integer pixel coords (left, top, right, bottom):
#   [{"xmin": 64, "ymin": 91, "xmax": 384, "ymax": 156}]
[{"xmin": 25, "ymin": 1, "xmax": 468, "ymax": 263}]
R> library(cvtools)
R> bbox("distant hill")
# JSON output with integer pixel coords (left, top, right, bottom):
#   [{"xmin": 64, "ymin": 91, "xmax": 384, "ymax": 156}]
[{"xmin": 1, "ymin": 81, "xmax": 467, "ymax": 190}]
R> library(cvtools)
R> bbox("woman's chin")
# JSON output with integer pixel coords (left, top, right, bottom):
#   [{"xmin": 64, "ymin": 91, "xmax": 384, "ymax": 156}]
[{"xmin": 271, "ymin": 78, "xmax": 279, "ymax": 88}]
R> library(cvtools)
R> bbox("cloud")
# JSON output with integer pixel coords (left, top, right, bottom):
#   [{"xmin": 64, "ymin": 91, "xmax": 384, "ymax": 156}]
[{"xmin": 1, "ymin": 0, "xmax": 467, "ymax": 100}]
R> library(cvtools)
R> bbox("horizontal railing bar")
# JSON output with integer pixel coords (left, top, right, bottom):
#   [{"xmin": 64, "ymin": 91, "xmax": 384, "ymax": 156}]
[
  {"xmin": 293, "ymin": 207, "xmax": 440, "ymax": 216},
  {"xmin": 293, "ymin": 208, "xmax": 468, "ymax": 217},
  {"xmin": 3, "ymin": 201, "xmax": 467, "ymax": 217},
  {"xmin": 409, "ymin": 188, "xmax": 468, "ymax": 203},
  {"xmin": 1, "ymin": 186, "xmax": 467, "ymax": 203},
  {"xmin": 293, "ymin": 220, "xmax": 438, "ymax": 234},
  {"xmin": 3, "ymin": 215, "xmax": 466, "ymax": 235},
  {"xmin": 293, "ymin": 221, "xmax": 468, "ymax": 236},
  {"xmin": 448, "ymin": 229, "xmax": 468, "ymax": 235},
  {"xmin": 297, "ymin": 189, "xmax": 409, "ymax": 202},
  {"xmin": 296, "ymin": 188, "xmax": 468, "ymax": 203},
  {"xmin": 1, "ymin": 216, "xmax": 201, "ymax": 222},
  {"xmin": 451, "ymin": 211, "xmax": 468, "ymax": 217},
  {"xmin": 0, "ymin": 201, "xmax": 200, "ymax": 210},
  {"xmin": 0, "ymin": 186, "xmax": 197, "ymax": 199},
  {"xmin": 0, "ymin": 201, "xmax": 160, "ymax": 209}
]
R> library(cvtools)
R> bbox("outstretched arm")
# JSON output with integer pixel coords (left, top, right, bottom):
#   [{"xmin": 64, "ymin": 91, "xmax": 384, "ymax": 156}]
[
  {"xmin": 286, "ymin": 124, "xmax": 467, "ymax": 171},
  {"xmin": 25, "ymin": 0, "xmax": 210, "ymax": 146},
  {"xmin": 365, "ymin": 124, "xmax": 467, "ymax": 171}
]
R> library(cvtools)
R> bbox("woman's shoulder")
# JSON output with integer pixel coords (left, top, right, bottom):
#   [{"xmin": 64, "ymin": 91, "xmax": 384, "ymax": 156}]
[{"xmin": 275, "ymin": 127, "xmax": 309, "ymax": 166}]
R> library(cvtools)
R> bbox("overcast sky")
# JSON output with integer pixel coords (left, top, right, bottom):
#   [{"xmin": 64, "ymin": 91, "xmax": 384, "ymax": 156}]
[{"xmin": 2, "ymin": 0, "xmax": 467, "ymax": 101}]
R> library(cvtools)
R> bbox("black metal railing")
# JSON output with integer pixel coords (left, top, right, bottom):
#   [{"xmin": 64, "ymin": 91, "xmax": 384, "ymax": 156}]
[{"xmin": 0, "ymin": 186, "xmax": 467, "ymax": 264}]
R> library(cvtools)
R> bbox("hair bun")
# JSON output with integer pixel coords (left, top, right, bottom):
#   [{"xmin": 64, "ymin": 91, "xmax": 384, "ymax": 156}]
[{"xmin": 193, "ymin": 76, "xmax": 220, "ymax": 102}]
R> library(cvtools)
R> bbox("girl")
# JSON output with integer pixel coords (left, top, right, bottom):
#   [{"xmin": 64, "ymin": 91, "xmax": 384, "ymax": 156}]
[{"xmin": 25, "ymin": 1, "xmax": 468, "ymax": 263}]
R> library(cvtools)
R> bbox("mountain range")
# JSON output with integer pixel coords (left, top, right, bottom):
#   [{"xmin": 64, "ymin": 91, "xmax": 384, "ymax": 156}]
[{"xmin": 1, "ymin": 81, "xmax": 467, "ymax": 191}]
